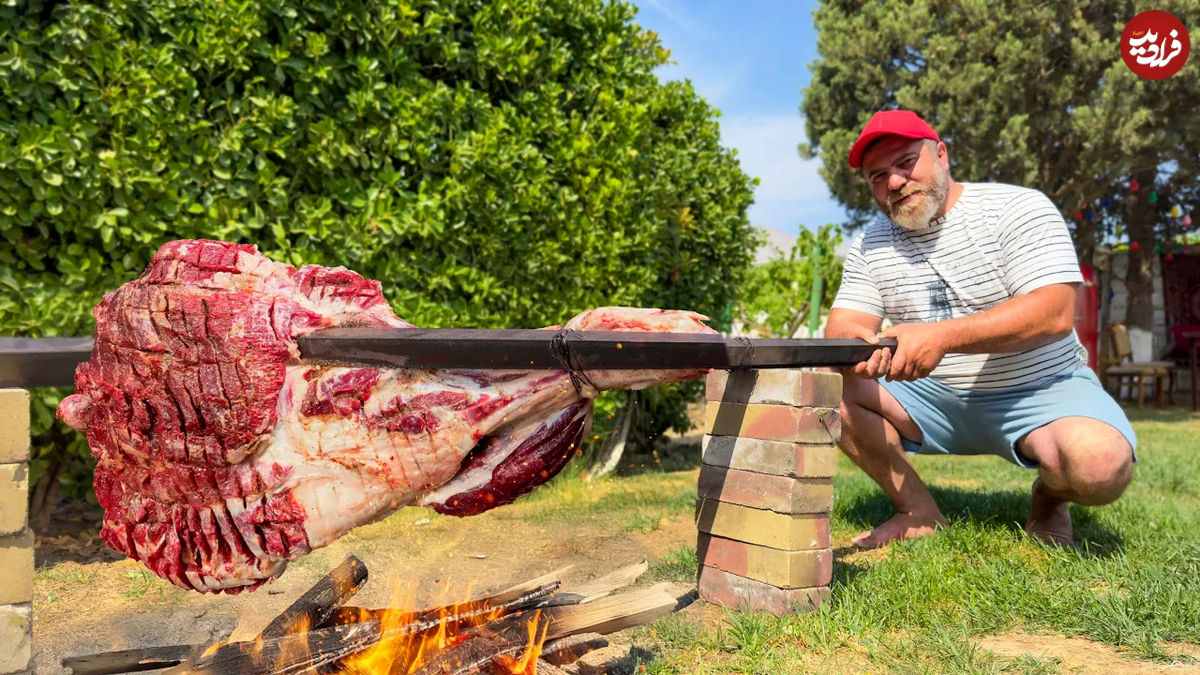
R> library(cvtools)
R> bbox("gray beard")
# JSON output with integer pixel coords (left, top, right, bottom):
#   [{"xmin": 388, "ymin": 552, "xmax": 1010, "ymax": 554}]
[{"xmin": 887, "ymin": 166, "xmax": 951, "ymax": 231}]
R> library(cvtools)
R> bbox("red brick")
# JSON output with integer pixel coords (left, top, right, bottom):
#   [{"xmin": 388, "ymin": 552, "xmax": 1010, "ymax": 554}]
[
  {"xmin": 698, "ymin": 566, "xmax": 829, "ymax": 616},
  {"xmin": 697, "ymin": 466, "xmax": 832, "ymax": 514},
  {"xmin": 706, "ymin": 369, "xmax": 842, "ymax": 408},
  {"xmin": 697, "ymin": 533, "xmax": 832, "ymax": 588},
  {"xmin": 701, "ymin": 434, "xmax": 837, "ymax": 478},
  {"xmin": 704, "ymin": 401, "xmax": 840, "ymax": 444}
]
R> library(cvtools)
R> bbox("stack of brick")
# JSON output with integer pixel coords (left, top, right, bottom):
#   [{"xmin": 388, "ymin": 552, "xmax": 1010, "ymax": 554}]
[
  {"xmin": 696, "ymin": 369, "xmax": 841, "ymax": 616},
  {"xmin": 0, "ymin": 389, "xmax": 32, "ymax": 675}
]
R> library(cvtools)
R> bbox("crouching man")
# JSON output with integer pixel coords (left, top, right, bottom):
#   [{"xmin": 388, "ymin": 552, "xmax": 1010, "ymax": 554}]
[{"xmin": 827, "ymin": 110, "xmax": 1136, "ymax": 549}]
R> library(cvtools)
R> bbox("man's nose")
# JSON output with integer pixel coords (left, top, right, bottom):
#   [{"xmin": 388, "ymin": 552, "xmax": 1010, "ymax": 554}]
[{"xmin": 888, "ymin": 172, "xmax": 908, "ymax": 192}]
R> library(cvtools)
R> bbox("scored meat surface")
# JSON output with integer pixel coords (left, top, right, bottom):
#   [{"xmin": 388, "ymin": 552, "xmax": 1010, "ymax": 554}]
[{"xmin": 57, "ymin": 240, "xmax": 715, "ymax": 593}]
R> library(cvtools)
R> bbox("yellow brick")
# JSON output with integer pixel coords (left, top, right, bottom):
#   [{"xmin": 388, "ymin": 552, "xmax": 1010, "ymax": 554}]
[
  {"xmin": 0, "ymin": 464, "xmax": 27, "ymax": 537},
  {"xmin": 697, "ymin": 533, "xmax": 832, "ymax": 588},
  {"xmin": 706, "ymin": 369, "xmax": 842, "ymax": 408},
  {"xmin": 0, "ymin": 530, "xmax": 33, "ymax": 606},
  {"xmin": 0, "ymin": 390, "xmax": 29, "ymax": 464},
  {"xmin": 0, "ymin": 603, "xmax": 31, "ymax": 674},
  {"xmin": 695, "ymin": 498, "xmax": 830, "ymax": 550}
]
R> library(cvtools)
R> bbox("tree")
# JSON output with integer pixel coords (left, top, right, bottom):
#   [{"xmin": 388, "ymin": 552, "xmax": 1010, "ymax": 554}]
[
  {"xmin": 800, "ymin": 0, "xmax": 1199, "ymax": 334},
  {"xmin": 0, "ymin": 0, "xmax": 756, "ymax": 518},
  {"xmin": 736, "ymin": 224, "xmax": 844, "ymax": 338}
]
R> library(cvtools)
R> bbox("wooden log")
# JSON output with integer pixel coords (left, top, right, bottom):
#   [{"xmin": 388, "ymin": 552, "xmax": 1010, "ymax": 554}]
[
  {"xmin": 542, "ymin": 583, "xmax": 682, "ymax": 639},
  {"xmin": 322, "ymin": 582, "xmax": 560, "ymax": 629},
  {"xmin": 62, "ymin": 645, "xmax": 199, "ymax": 675},
  {"xmin": 410, "ymin": 584, "xmax": 681, "ymax": 675},
  {"xmin": 492, "ymin": 565, "xmax": 574, "ymax": 598},
  {"xmin": 258, "ymin": 555, "xmax": 368, "ymax": 640},
  {"xmin": 163, "ymin": 621, "xmax": 381, "ymax": 675},
  {"xmin": 409, "ymin": 611, "xmax": 549, "ymax": 675},
  {"xmin": 557, "ymin": 561, "xmax": 648, "ymax": 604},
  {"xmin": 539, "ymin": 633, "xmax": 609, "ymax": 666},
  {"xmin": 60, "ymin": 576, "xmax": 558, "ymax": 675}
]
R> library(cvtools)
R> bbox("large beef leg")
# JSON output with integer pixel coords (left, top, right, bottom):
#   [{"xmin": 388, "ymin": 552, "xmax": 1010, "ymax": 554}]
[{"xmin": 57, "ymin": 240, "xmax": 717, "ymax": 593}]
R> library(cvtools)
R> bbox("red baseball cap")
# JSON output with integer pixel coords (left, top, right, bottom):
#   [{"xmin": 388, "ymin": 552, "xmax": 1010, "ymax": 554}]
[{"xmin": 847, "ymin": 110, "xmax": 941, "ymax": 169}]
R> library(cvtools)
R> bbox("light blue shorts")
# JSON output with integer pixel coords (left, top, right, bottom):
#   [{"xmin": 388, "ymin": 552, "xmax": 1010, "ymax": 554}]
[{"xmin": 879, "ymin": 368, "xmax": 1138, "ymax": 469}]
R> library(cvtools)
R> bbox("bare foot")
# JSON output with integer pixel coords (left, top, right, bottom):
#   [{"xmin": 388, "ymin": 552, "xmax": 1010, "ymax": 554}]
[
  {"xmin": 1025, "ymin": 478, "xmax": 1076, "ymax": 548},
  {"xmin": 851, "ymin": 510, "xmax": 948, "ymax": 549}
]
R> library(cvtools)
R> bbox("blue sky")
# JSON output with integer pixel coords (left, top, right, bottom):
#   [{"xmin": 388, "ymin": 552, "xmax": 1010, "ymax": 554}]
[{"xmin": 632, "ymin": 0, "xmax": 852, "ymax": 238}]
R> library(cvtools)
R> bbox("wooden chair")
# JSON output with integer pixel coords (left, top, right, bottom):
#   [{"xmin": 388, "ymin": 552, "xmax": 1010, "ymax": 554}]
[{"xmin": 1100, "ymin": 323, "xmax": 1173, "ymax": 407}]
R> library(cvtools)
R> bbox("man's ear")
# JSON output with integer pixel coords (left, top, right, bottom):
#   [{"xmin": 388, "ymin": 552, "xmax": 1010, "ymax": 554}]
[{"xmin": 935, "ymin": 141, "xmax": 950, "ymax": 169}]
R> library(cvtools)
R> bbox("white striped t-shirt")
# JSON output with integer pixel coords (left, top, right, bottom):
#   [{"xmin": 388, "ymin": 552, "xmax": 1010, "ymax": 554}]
[{"xmin": 832, "ymin": 182, "xmax": 1087, "ymax": 390}]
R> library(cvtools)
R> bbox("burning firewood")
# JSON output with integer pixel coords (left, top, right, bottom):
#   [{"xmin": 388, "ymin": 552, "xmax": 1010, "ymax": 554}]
[
  {"xmin": 259, "ymin": 555, "xmax": 370, "ymax": 640},
  {"xmin": 537, "ymin": 634, "xmax": 608, "ymax": 667},
  {"xmin": 63, "ymin": 557, "xmax": 688, "ymax": 675},
  {"xmin": 325, "ymin": 582, "xmax": 561, "ymax": 630},
  {"xmin": 164, "ymin": 622, "xmax": 382, "ymax": 675}
]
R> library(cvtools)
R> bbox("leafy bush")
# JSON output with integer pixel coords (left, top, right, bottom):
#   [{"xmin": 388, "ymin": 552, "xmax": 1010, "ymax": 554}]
[
  {"xmin": 0, "ymin": 0, "xmax": 756, "ymax": 514},
  {"xmin": 736, "ymin": 224, "xmax": 843, "ymax": 338}
]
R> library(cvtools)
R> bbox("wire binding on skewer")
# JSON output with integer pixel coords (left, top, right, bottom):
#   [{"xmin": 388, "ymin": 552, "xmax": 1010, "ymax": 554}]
[
  {"xmin": 551, "ymin": 328, "xmax": 599, "ymax": 395},
  {"xmin": 733, "ymin": 336, "xmax": 756, "ymax": 369}
]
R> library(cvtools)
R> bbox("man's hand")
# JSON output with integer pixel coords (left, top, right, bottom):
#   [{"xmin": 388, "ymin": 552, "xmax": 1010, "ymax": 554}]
[
  {"xmin": 840, "ymin": 322, "xmax": 893, "ymax": 379},
  {"xmin": 879, "ymin": 322, "xmax": 948, "ymax": 381}
]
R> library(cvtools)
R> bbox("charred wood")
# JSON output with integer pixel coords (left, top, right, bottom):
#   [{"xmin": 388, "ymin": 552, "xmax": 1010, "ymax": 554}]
[
  {"xmin": 409, "ymin": 611, "xmax": 549, "ymax": 675},
  {"xmin": 259, "ymin": 555, "xmax": 369, "ymax": 640},
  {"xmin": 164, "ymin": 621, "xmax": 380, "ymax": 675},
  {"xmin": 322, "ymin": 582, "xmax": 560, "ymax": 630},
  {"xmin": 61, "ymin": 644, "xmax": 199, "ymax": 674},
  {"xmin": 539, "ymin": 633, "xmax": 609, "ymax": 667}
]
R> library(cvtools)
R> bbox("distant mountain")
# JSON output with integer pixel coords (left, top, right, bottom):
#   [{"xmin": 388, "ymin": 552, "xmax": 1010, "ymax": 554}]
[
  {"xmin": 753, "ymin": 226, "xmax": 850, "ymax": 265},
  {"xmin": 753, "ymin": 227, "xmax": 796, "ymax": 264}
]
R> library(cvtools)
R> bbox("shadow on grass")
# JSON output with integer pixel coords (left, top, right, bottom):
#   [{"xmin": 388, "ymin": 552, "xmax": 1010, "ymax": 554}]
[
  {"xmin": 609, "ymin": 645, "xmax": 663, "ymax": 674},
  {"xmin": 614, "ymin": 438, "xmax": 704, "ymax": 476},
  {"xmin": 829, "ymin": 554, "xmax": 871, "ymax": 589},
  {"xmin": 835, "ymin": 486, "xmax": 1126, "ymax": 558},
  {"xmin": 1121, "ymin": 404, "xmax": 1200, "ymax": 424}
]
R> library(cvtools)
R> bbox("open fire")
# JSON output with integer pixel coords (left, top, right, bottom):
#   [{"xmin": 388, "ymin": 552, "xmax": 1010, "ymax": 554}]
[{"xmin": 63, "ymin": 556, "xmax": 690, "ymax": 675}]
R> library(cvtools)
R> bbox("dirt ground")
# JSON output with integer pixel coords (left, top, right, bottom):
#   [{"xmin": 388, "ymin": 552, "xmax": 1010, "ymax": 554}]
[
  {"xmin": 35, "ymin": 498, "xmax": 1200, "ymax": 675},
  {"xmin": 977, "ymin": 633, "xmax": 1200, "ymax": 674},
  {"xmin": 31, "ymin": 500, "xmax": 701, "ymax": 673}
]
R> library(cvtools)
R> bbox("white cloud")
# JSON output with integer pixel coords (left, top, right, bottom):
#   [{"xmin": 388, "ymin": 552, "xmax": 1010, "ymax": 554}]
[{"xmin": 638, "ymin": 0, "xmax": 708, "ymax": 37}]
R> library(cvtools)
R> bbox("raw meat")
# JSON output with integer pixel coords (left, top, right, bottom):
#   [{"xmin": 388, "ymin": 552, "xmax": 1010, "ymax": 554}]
[{"xmin": 57, "ymin": 240, "xmax": 714, "ymax": 593}]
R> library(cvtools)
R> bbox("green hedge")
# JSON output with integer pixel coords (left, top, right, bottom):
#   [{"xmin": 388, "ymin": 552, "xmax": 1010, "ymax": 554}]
[{"xmin": 0, "ymin": 0, "xmax": 757, "ymax": 513}]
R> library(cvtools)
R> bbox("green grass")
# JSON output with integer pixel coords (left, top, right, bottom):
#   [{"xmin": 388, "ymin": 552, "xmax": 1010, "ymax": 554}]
[
  {"xmin": 623, "ymin": 406, "xmax": 1200, "ymax": 673},
  {"xmin": 645, "ymin": 544, "xmax": 698, "ymax": 583}
]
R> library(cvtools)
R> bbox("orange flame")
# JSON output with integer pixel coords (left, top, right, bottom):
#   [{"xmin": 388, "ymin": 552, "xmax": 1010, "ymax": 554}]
[
  {"xmin": 492, "ymin": 614, "xmax": 550, "ymax": 674},
  {"xmin": 274, "ymin": 613, "xmax": 312, "ymax": 669},
  {"xmin": 333, "ymin": 577, "xmax": 546, "ymax": 674}
]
